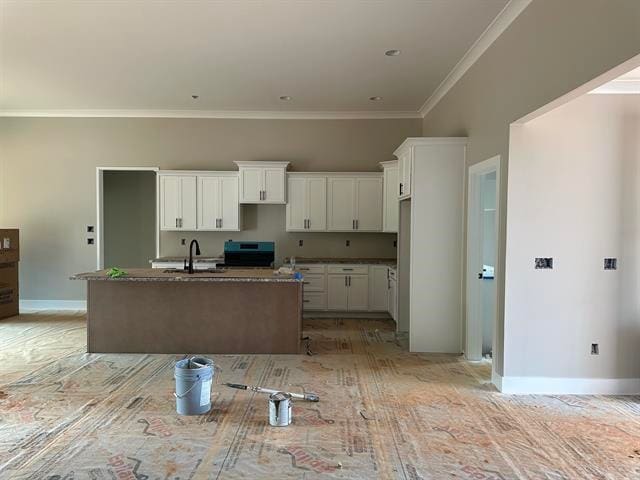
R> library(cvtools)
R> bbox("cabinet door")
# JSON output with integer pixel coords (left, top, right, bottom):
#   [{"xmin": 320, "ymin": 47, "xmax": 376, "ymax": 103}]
[
  {"xmin": 327, "ymin": 275, "xmax": 349, "ymax": 310},
  {"xmin": 160, "ymin": 176, "xmax": 181, "ymax": 230},
  {"xmin": 389, "ymin": 278, "xmax": 397, "ymax": 321},
  {"xmin": 263, "ymin": 168, "xmax": 286, "ymax": 203},
  {"xmin": 347, "ymin": 275, "xmax": 369, "ymax": 311},
  {"xmin": 306, "ymin": 177, "xmax": 327, "ymax": 231},
  {"xmin": 368, "ymin": 266, "xmax": 390, "ymax": 312},
  {"xmin": 240, "ymin": 167, "xmax": 263, "ymax": 203},
  {"xmin": 219, "ymin": 176, "xmax": 240, "ymax": 230},
  {"xmin": 399, "ymin": 151, "xmax": 412, "ymax": 198},
  {"xmin": 198, "ymin": 176, "xmax": 220, "ymax": 230},
  {"xmin": 180, "ymin": 176, "xmax": 197, "ymax": 230},
  {"xmin": 355, "ymin": 177, "xmax": 383, "ymax": 231},
  {"xmin": 327, "ymin": 178, "xmax": 356, "ymax": 231},
  {"xmin": 383, "ymin": 166, "xmax": 399, "ymax": 232},
  {"xmin": 286, "ymin": 176, "xmax": 307, "ymax": 231}
]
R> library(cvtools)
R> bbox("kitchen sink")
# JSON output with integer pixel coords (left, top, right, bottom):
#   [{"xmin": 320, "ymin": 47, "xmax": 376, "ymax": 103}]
[{"xmin": 163, "ymin": 268, "xmax": 226, "ymax": 274}]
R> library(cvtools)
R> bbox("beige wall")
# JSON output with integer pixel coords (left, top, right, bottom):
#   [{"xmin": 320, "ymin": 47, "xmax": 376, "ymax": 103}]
[
  {"xmin": 506, "ymin": 94, "xmax": 640, "ymax": 380},
  {"xmin": 421, "ymin": 0, "xmax": 640, "ymax": 376},
  {"xmin": 0, "ymin": 117, "xmax": 420, "ymax": 300}
]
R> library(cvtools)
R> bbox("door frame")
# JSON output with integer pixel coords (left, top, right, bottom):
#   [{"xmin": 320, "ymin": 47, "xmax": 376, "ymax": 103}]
[
  {"xmin": 96, "ymin": 167, "xmax": 159, "ymax": 270},
  {"xmin": 465, "ymin": 155, "xmax": 500, "ymax": 362}
]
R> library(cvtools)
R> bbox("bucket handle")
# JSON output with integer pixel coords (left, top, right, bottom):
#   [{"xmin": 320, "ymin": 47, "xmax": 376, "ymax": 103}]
[{"xmin": 173, "ymin": 376, "xmax": 202, "ymax": 399}]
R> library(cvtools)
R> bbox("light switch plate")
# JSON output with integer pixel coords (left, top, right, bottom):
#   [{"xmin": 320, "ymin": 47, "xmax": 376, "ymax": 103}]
[
  {"xmin": 535, "ymin": 258, "xmax": 553, "ymax": 269},
  {"xmin": 604, "ymin": 258, "xmax": 617, "ymax": 270}
]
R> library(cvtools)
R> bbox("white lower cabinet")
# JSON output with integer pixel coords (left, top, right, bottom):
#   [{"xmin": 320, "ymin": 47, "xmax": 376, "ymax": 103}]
[
  {"xmin": 368, "ymin": 265, "xmax": 390, "ymax": 312},
  {"xmin": 300, "ymin": 263, "xmax": 397, "ymax": 315}
]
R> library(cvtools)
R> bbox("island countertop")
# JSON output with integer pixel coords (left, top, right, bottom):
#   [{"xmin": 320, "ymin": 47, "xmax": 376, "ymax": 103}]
[
  {"xmin": 284, "ymin": 257, "xmax": 397, "ymax": 265},
  {"xmin": 71, "ymin": 268, "xmax": 300, "ymax": 283}
]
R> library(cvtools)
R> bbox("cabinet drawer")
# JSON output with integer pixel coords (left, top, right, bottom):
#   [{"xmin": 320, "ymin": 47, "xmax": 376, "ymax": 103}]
[
  {"xmin": 303, "ymin": 293, "xmax": 326, "ymax": 310},
  {"xmin": 327, "ymin": 265, "xmax": 368, "ymax": 275},
  {"xmin": 302, "ymin": 274, "xmax": 325, "ymax": 292},
  {"xmin": 296, "ymin": 264, "xmax": 326, "ymax": 274}
]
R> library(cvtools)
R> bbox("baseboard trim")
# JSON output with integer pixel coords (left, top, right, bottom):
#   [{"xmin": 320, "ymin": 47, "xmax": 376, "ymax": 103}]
[
  {"xmin": 498, "ymin": 375, "xmax": 640, "ymax": 395},
  {"xmin": 20, "ymin": 300, "xmax": 87, "ymax": 312},
  {"xmin": 492, "ymin": 370, "xmax": 503, "ymax": 391},
  {"xmin": 304, "ymin": 312, "xmax": 392, "ymax": 319}
]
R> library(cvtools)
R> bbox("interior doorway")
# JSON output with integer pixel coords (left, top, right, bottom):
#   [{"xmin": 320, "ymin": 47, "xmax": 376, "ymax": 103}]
[
  {"xmin": 465, "ymin": 156, "xmax": 500, "ymax": 361},
  {"xmin": 96, "ymin": 167, "xmax": 159, "ymax": 270}
]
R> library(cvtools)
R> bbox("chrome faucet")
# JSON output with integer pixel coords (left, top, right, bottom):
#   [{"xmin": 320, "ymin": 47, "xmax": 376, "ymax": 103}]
[{"xmin": 188, "ymin": 239, "xmax": 201, "ymax": 274}]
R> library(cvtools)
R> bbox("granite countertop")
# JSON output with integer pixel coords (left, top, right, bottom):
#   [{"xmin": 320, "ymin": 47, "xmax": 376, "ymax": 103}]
[
  {"xmin": 71, "ymin": 268, "xmax": 300, "ymax": 283},
  {"xmin": 284, "ymin": 257, "xmax": 397, "ymax": 266}
]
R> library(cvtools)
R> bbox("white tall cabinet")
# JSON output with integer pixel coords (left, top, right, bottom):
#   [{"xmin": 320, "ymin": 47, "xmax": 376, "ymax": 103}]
[
  {"xmin": 286, "ymin": 174, "xmax": 327, "ymax": 231},
  {"xmin": 395, "ymin": 137, "xmax": 467, "ymax": 353},
  {"xmin": 235, "ymin": 161, "xmax": 289, "ymax": 204},
  {"xmin": 159, "ymin": 175, "xmax": 197, "ymax": 231},
  {"xmin": 380, "ymin": 160, "xmax": 399, "ymax": 233},
  {"xmin": 327, "ymin": 174, "xmax": 383, "ymax": 232}
]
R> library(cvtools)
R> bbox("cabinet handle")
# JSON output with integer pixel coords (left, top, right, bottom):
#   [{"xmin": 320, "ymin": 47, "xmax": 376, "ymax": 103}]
[
  {"xmin": 355, "ymin": 219, "xmax": 359, "ymax": 230},
  {"xmin": 352, "ymin": 220, "xmax": 355, "ymax": 230},
  {"xmin": 400, "ymin": 183, "xmax": 403, "ymax": 196},
  {"xmin": 219, "ymin": 218, "xmax": 222, "ymax": 228},
  {"xmin": 303, "ymin": 300, "xmax": 310, "ymax": 303},
  {"xmin": 307, "ymin": 219, "xmax": 310, "ymax": 229},
  {"xmin": 175, "ymin": 218, "xmax": 178, "ymax": 228},
  {"xmin": 303, "ymin": 281, "xmax": 310, "ymax": 285},
  {"xmin": 344, "ymin": 276, "xmax": 347, "ymax": 287},
  {"xmin": 348, "ymin": 275, "xmax": 351, "ymax": 286},
  {"xmin": 343, "ymin": 268, "xmax": 353, "ymax": 271}
]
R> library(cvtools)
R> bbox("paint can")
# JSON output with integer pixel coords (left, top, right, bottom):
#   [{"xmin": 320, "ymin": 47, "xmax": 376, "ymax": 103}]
[
  {"xmin": 268, "ymin": 392, "xmax": 292, "ymax": 427},
  {"xmin": 174, "ymin": 356, "xmax": 214, "ymax": 415}
]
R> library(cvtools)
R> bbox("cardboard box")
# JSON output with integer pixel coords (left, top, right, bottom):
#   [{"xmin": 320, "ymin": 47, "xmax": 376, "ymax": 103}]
[
  {"xmin": 0, "ymin": 229, "xmax": 19, "ymax": 264},
  {"xmin": 0, "ymin": 263, "xmax": 18, "ymax": 319}
]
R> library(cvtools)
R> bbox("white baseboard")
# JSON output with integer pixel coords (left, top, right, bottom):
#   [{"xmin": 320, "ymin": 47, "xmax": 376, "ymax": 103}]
[
  {"xmin": 497, "ymin": 375, "xmax": 640, "ymax": 395},
  {"xmin": 492, "ymin": 370, "xmax": 503, "ymax": 391},
  {"xmin": 20, "ymin": 300, "xmax": 87, "ymax": 312}
]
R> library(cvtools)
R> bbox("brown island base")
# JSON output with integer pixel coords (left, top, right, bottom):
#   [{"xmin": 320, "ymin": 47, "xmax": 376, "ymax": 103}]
[{"xmin": 71, "ymin": 268, "xmax": 303, "ymax": 354}]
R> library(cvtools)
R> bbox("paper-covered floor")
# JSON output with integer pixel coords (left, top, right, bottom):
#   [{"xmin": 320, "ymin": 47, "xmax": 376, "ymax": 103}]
[{"xmin": 1, "ymin": 313, "xmax": 640, "ymax": 479}]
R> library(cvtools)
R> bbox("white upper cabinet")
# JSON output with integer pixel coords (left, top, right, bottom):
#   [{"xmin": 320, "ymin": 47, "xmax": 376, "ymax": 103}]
[
  {"xmin": 160, "ymin": 175, "xmax": 197, "ymax": 231},
  {"xmin": 395, "ymin": 144, "xmax": 413, "ymax": 200},
  {"xmin": 197, "ymin": 174, "xmax": 240, "ymax": 231},
  {"xmin": 380, "ymin": 160, "xmax": 399, "ymax": 233},
  {"xmin": 327, "ymin": 175, "xmax": 382, "ymax": 232},
  {"xmin": 286, "ymin": 175, "xmax": 327, "ymax": 231},
  {"xmin": 235, "ymin": 161, "xmax": 289, "ymax": 204}
]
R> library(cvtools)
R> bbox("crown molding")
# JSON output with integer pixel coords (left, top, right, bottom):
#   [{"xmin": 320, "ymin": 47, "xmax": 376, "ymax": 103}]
[
  {"xmin": 418, "ymin": 0, "xmax": 532, "ymax": 118},
  {"xmin": 0, "ymin": 108, "xmax": 422, "ymax": 120}
]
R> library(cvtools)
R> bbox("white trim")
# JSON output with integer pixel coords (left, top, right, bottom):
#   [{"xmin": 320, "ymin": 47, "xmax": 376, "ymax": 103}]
[
  {"xmin": 233, "ymin": 161, "xmax": 290, "ymax": 169},
  {"xmin": 590, "ymin": 79, "xmax": 640, "ymax": 94},
  {"xmin": 498, "ymin": 375, "xmax": 640, "ymax": 395},
  {"xmin": 466, "ymin": 156, "xmax": 500, "ymax": 364},
  {"xmin": 158, "ymin": 170, "xmax": 238, "ymax": 177},
  {"xmin": 492, "ymin": 370, "xmax": 503, "ymax": 391},
  {"xmin": 288, "ymin": 171, "xmax": 382, "ymax": 177},
  {"xmin": 20, "ymin": 300, "xmax": 87, "ymax": 312},
  {"xmin": 96, "ymin": 167, "xmax": 159, "ymax": 270},
  {"xmin": 419, "ymin": 0, "xmax": 532, "ymax": 118},
  {"xmin": 0, "ymin": 109, "xmax": 422, "ymax": 120},
  {"xmin": 394, "ymin": 137, "xmax": 468, "ymax": 157}
]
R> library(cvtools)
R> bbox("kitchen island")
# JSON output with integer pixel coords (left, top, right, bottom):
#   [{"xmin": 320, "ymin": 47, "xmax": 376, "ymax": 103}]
[{"xmin": 71, "ymin": 269, "xmax": 302, "ymax": 354}]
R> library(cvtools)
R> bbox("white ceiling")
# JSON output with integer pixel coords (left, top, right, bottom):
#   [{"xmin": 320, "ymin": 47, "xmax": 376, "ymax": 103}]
[{"xmin": 0, "ymin": 0, "xmax": 510, "ymax": 116}]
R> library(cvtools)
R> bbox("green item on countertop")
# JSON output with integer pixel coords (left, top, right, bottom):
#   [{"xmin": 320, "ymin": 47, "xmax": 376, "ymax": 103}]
[{"xmin": 106, "ymin": 267, "xmax": 128, "ymax": 278}]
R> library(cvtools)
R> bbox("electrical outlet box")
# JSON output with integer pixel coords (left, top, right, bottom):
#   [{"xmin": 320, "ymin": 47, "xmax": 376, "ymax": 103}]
[
  {"xmin": 535, "ymin": 258, "xmax": 553, "ymax": 269},
  {"xmin": 298, "ymin": 240, "xmax": 303, "ymax": 247},
  {"xmin": 604, "ymin": 258, "xmax": 617, "ymax": 270},
  {"xmin": 393, "ymin": 240, "xmax": 397, "ymax": 248},
  {"xmin": 591, "ymin": 343, "xmax": 599, "ymax": 355},
  {"xmin": 345, "ymin": 240, "xmax": 350, "ymax": 247},
  {"xmin": 181, "ymin": 239, "xmax": 186, "ymax": 246},
  {"xmin": 87, "ymin": 238, "xmax": 94, "ymax": 245},
  {"xmin": 87, "ymin": 226, "xmax": 94, "ymax": 233}
]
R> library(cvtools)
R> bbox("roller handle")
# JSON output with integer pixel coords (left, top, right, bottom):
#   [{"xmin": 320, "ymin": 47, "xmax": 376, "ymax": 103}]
[{"xmin": 225, "ymin": 383, "xmax": 248, "ymax": 390}]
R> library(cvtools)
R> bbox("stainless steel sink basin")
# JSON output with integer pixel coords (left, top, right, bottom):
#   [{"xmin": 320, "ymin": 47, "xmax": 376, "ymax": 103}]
[{"xmin": 163, "ymin": 268, "xmax": 226, "ymax": 274}]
